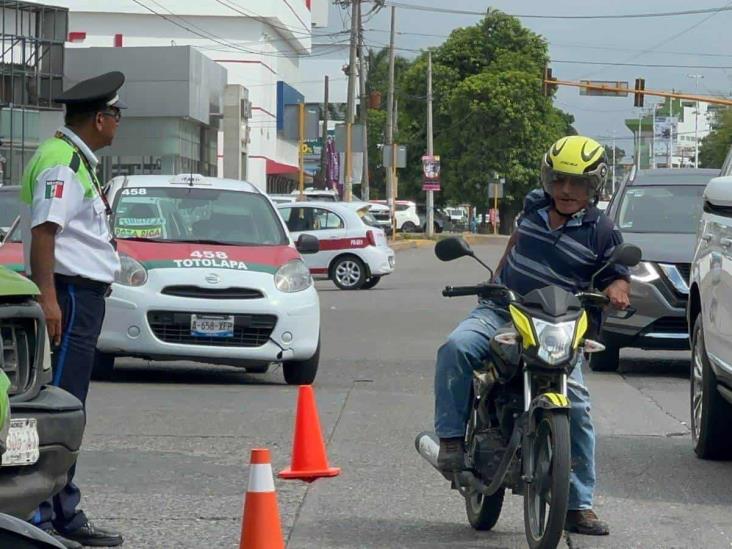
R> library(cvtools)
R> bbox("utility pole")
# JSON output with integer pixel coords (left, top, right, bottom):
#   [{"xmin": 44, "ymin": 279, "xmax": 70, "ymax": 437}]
[
  {"xmin": 687, "ymin": 74, "xmax": 704, "ymax": 168},
  {"xmin": 651, "ymin": 103, "xmax": 657, "ymax": 169},
  {"xmin": 298, "ymin": 102, "xmax": 305, "ymax": 195},
  {"xmin": 345, "ymin": 0, "xmax": 359, "ymax": 201},
  {"xmin": 668, "ymin": 96, "xmax": 674, "ymax": 168},
  {"xmin": 385, "ymin": 6, "xmax": 396, "ymax": 229},
  {"xmin": 320, "ymin": 75, "xmax": 329, "ymax": 190},
  {"xmin": 612, "ymin": 132, "xmax": 616, "ymax": 194},
  {"xmin": 426, "ymin": 51, "xmax": 434, "ymax": 238},
  {"xmin": 636, "ymin": 109, "xmax": 642, "ymax": 171},
  {"xmin": 358, "ymin": 5, "xmax": 369, "ymax": 201}
]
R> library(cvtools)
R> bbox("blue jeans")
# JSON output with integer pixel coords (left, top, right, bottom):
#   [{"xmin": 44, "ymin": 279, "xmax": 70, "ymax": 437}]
[{"xmin": 434, "ymin": 304, "xmax": 596, "ymax": 510}]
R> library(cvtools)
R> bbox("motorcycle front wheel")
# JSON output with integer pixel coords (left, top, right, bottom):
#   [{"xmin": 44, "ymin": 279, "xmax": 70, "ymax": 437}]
[{"xmin": 523, "ymin": 412, "xmax": 571, "ymax": 549}]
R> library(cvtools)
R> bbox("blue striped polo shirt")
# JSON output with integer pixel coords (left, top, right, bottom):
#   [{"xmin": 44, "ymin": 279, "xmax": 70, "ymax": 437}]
[{"xmin": 496, "ymin": 190, "xmax": 629, "ymax": 297}]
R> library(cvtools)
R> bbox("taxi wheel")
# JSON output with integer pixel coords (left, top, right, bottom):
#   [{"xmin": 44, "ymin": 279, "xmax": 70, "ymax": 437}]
[
  {"xmin": 92, "ymin": 351, "xmax": 115, "ymax": 381},
  {"xmin": 283, "ymin": 340, "xmax": 320, "ymax": 385},
  {"xmin": 361, "ymin": 276, "xmax": 381, "ymax": 290},
  {"xmin": 331, "ymin": 255, "xmax": 366, "ymax": 290}
]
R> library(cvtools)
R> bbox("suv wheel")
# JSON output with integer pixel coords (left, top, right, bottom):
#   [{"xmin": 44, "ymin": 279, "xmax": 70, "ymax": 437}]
[
  {"xmin": 283, "ymin": 340, "xmax": 320, "ymax": 385},
  {"xmin": 402, "ymin": 221, "xmax": 417, "ymax": 233},
  {"xmin": 92, "ymin": 351, "xmax": 115, "ymax": 381},
  {"xmin": 588, "ymin": 343, "xmax": 620, "ymax": 372},
  {"xmin": 331, "ymin": 255, "xmax": 366, "ymax": 290},
  {"xmin": 691, "ymin": 316, "xmax": 732, "ymax": 459}
]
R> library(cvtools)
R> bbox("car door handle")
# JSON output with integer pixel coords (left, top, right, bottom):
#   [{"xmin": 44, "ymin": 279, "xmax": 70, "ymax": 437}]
[
  {"xmin": 701, "ymin": 233, "xmax": 713, "ymax": 243},
  {"xmin": 721, "ymin": 237, "xmax": 732, "ymax": 248}
]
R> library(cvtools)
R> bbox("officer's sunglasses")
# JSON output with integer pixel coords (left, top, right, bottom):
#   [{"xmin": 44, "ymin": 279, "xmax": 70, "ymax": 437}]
[{"xmin": 100, "ymin": 109, "xmax": 122, "ymax": 122}]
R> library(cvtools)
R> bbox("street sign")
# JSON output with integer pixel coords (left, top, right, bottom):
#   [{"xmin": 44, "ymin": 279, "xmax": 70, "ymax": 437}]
[
  {"xmin": 422, "ymin": 154, "xmax": 440, "ymax": 192},
  {"xmin": 382, "ymin": 144, "xmax": 407, "ymax": 168},
  {"xmin": 579, "ymin": 80, "xmax": 629, "ymax": 97},
  {"xmin": 283, "ymin": 105, "xmax": 320, "ymax": 141},
  {"xmin": 488, "ymin": 181, "xmax": 504, "ymax": 199},
  {"xmin": 334, "ymin": 124, "xmax": 364, "ymax": 153}
]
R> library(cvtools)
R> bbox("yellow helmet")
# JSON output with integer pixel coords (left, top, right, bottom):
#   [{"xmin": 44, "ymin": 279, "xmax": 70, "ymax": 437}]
[{"xmin": 541, "ymin": 136, "xmax": 608, "ymax": 198}]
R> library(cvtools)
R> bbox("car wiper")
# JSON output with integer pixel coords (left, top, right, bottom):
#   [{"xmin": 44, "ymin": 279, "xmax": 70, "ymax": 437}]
[{"xmin": 176, "ymin": 238, "xmax": 240, "ymax": 246}]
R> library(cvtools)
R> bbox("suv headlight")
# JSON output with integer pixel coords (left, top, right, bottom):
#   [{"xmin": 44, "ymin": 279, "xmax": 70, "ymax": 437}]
[
  {"xmin": 630, "ymin": 261, "xmax": 659, "ymax": 283},
  {"xmin": 533, "ymin": 319, "xmax": 576, "ymax": 365},
  {"xmin": 115, "ymin": 254, "xmax": 148, "ymax": 286},
  {"xmin": 274, "ymin": 260, "xmax": 312, "ymax": 293}
]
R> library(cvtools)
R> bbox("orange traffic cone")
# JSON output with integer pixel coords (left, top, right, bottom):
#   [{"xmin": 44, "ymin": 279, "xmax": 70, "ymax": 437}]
[
  {"xmin": 279, "ymin": 385, "xmax": 341, "ymax": 482},
  {"xmin": 240, "ymin": 449, "xmax": 285, "ymax": 549}
]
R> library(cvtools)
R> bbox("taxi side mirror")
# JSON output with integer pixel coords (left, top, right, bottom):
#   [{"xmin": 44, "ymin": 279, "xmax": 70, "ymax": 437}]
[{"xmin": 296, "ymin": 234, "xmax": 319, "ymax": 255}]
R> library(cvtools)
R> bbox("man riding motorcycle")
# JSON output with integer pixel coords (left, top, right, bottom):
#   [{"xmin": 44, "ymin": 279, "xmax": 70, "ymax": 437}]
[{"xmin": 434, "ymin": 136, "xmax": 630, "ymax": 536}]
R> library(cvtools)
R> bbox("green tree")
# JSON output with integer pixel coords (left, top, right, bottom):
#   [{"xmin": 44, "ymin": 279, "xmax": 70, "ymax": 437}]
[
  {"xmin": 700, "ymin": 107, "xmax": 732, "ymax": 169},
  {"xmin": 397, "ymin": 10, "xmax": 574, "ymax": 229}
]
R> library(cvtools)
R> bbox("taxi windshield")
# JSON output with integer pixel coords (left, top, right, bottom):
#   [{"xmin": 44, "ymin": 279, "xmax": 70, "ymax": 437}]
[{"xmin": 112, "ymin": 187, "xmax": 288, "ymax": 246}]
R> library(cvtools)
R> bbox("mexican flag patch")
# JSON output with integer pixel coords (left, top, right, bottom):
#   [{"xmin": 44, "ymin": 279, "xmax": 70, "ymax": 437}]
[{"xmin": 44, "ymin": 180, "xmax": 64, "ymax": 199}]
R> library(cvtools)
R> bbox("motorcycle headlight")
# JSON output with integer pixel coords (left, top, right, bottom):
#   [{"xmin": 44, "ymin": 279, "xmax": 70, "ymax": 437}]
[
  {"xmin": 629, "ymin": 261, "xmax": 659, "ymax": 283},
  {"xmin": 274, "ymin": 260, "xmax": 312, "ymax": 293},
  {"xmin": 115, "ymin": 254, "xmax": 148, "ymax": 286},
  {"xmin": 532, "ymin": 319, "xmax": 576, "ymax": 365}
]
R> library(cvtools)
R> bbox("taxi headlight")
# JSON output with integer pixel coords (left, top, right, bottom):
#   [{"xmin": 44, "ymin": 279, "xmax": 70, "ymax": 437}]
[
  {"xmin": 274, "ymin": 260, "xmax": 312, "ymax": 293},
  {"xmin": 42, "ymin": 331, "xmax": 52, "ymax": 371},
  {"xmin": 115, "ymin": 254, "xmax": 148, "ymax": 286},
  {"xmin": 533, "ymin": 318, "xmax": 576, "ymax": 365}
]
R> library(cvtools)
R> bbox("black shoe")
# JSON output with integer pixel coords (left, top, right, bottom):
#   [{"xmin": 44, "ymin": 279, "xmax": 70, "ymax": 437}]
[
  {"xmin": 437, "ymin": 437, "xmax": 465, "ymax": 471},
  {"xmin": 42, "ymin": 529, "xmax": 84, "ymax": 549},
  {"xmin": 61, "ymin": 521, "xmax": 124, "ymax": 547},
  {"xmin": 565, "ymin": 509, "xmax": 610, "ymax": 536}
]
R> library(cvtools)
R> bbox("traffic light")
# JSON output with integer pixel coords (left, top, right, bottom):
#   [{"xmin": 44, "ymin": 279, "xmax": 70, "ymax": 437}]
[
  {"xmin": 634, "ymin": 78, "xmax": 645, "ymax": 107},
  {"xmin": 543, "ymin": 67, "xmax": 558, "ymax": 97}
]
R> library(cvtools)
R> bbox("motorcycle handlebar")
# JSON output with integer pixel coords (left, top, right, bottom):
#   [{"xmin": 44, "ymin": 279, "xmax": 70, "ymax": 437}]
[{"xmin": 442, "ymin": 284, "xmax": 508, "ymax": 298}]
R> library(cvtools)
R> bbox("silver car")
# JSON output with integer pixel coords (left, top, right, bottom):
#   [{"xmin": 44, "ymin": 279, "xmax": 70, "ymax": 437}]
[
  {"xmin": 590, "ymin": 168, "xmax": 718, "ymax": 371},
  {"xmin": 688, "ymin": 175, "xmax": 732, "ymax": 459}
]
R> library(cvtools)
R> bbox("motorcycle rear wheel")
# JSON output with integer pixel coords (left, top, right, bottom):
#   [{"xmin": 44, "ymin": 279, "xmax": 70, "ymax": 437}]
[
  {"xmin": 465, "ymin": 487, "xmax": 504, "ymax": 531},
  {"xmin": 523, "ymin": 412, "xmax": 570, "ymax": 549}
]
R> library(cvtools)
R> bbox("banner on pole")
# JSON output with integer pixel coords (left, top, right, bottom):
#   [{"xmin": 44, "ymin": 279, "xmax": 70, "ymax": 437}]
[{"xmin": 422, "ymin": 154, "xmax": 441, "ymax": 191}]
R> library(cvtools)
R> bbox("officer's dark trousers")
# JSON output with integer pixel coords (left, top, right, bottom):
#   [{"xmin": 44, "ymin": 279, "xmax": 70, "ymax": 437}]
[{"xmin": 33, "ymin": 277, "xmax": 107, "ymax": 533}]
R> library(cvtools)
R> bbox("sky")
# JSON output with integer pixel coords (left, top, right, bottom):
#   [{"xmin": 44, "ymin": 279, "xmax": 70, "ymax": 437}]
[{"xmin": 319, "ymin": 0, "xmax": 732, "ymax": 155}]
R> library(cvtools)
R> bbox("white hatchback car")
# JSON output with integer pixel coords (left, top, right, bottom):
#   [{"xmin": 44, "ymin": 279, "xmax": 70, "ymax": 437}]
[
  {"xmin": 277, "ymin": 201, "xmax": 395, "ymax": 290},
  {"xmin": 97, "ymin": 174, "xmax": 322, "ymax": 385}
]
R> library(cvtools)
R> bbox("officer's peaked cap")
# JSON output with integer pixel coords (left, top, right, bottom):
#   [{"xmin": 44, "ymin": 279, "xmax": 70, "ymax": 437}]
[{"xmin": 55, "ymin": 71, "xmax": 128, "ymax": 111}]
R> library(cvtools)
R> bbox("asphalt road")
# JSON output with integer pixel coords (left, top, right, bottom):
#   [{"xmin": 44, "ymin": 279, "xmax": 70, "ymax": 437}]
[{"xmin": 79, "ymin": 243, "xmax": 732, "ymax": 548}]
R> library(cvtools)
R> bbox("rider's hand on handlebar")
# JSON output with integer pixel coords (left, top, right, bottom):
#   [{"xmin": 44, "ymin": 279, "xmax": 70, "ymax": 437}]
[{"xmin": 603, "ymin": 279, "xmax": 630, "ymax": 310}]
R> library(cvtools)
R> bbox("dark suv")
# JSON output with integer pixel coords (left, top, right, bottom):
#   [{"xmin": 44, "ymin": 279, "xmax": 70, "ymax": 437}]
[
  {"xmin": 1, "ymin": 266, "xmax": 85, "ymax": 518},
  {"xmin": 591, "ymin": 168, "xmax": 718, "ymax": 371}
]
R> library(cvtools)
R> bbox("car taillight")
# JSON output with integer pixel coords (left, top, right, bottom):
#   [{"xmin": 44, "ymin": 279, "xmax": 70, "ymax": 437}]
[{"xmin": 366, "ymin": 230, "xmax": 377, "ymax": 246}]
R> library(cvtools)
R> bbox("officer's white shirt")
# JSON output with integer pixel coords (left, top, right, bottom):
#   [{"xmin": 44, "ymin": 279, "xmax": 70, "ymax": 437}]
[{"xmin": 21, "ymin": 127, "xmax": 120, "ymax": 283}]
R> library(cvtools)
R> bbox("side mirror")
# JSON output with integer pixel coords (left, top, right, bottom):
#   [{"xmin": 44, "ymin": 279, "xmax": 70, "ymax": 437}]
[
  {"xmin": 608, "ymin": 243, "xmax": 642, "ymax": 267},
  {"xmin": 295, "ymin": 234, "xmax": 319, "ymax": 255},
  {"xmin": 435, "ymin": 237, "xmax": 474, "ymax": 262}
]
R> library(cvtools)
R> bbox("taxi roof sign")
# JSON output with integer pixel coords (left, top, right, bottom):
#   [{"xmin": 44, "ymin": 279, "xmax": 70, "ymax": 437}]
[{"xmin": 170, "ymin": 173, "xmax": 210, "ymax": 186}]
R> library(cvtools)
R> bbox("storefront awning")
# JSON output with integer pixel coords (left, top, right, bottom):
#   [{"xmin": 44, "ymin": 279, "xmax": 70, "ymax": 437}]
[{"xmin": 266, "ymin": 158, "xmax": 299, "ymax": 175}]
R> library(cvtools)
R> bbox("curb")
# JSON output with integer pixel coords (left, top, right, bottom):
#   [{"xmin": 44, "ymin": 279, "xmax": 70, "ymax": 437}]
[{"xmin": 390, "ymin": 233, "xmax": 510, "ymax": 252}]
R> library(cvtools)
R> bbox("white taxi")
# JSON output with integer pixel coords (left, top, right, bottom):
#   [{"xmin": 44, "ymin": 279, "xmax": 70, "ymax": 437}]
[
  {"xmin": 277, "ymin": 201, "xmax": 395, "ymax": 290},
  {"xmin": 96, "ymin": 174, "xmax": 321, "ymax": 385}
]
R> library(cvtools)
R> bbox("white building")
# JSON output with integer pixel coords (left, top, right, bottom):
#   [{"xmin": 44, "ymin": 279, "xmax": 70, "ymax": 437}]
[{"xmin": 36, "ymin": 0, "xmax": 328, "ymax": 191}]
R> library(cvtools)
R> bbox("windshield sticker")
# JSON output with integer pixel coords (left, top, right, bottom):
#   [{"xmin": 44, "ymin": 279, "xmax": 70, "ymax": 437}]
[
  {"xmin": 116, "ymin": 227, "xmax": 164, "ymax": 238},
  {"xmin": 117, "ymin": 217, "xmax": 166, "ymax": 227}
]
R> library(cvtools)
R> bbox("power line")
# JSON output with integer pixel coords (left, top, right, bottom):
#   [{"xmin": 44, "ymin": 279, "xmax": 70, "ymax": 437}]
[
  {"xmin": 554, "ymin": 59, "xmax": 732, "ymax": 70},
  {"xmin": 384, "ymin": 1, "xmax": 732, "ymax": 19},
  {"xmin": 580, "ymin": 0, "xmax": 732, "ymax": 79}
]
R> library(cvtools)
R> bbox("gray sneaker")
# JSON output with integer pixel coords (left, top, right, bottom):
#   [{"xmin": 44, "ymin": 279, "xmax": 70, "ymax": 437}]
[{"xmin": 437, "ymin": 437, "xmax": 465, "ymax": 471}]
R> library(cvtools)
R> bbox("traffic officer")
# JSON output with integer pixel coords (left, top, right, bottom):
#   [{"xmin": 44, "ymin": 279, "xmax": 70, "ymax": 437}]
[{"xmin": 19, "ymin": 72, "xmax": 126, "ymax": 548}]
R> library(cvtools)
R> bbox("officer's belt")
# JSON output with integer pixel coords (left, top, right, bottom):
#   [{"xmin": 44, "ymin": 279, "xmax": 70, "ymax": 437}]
[{"xmin": 55, "ymin": 274, "xmax": 111, "ymax": 295}]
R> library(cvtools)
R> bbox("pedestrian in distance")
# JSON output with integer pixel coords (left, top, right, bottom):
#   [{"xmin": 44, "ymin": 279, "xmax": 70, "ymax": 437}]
[{"xmin": 19, "ymin": 71, "xmax": 127, "ymax": 548}]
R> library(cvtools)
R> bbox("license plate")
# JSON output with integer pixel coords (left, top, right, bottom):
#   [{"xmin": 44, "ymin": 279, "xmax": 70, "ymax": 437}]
[
  {"xmin": 2, "ymin": 418, "xmax": 39, "ymax": 467},
  {"xmin": 191, "ymin": 314, "xmax": 235, "ymax": 338}
]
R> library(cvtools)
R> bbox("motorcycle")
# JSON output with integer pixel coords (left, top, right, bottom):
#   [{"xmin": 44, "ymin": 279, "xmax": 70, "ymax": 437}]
[{"xmin": 416, "ymin": 236, "xmax": 640, "ymax": 549}]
